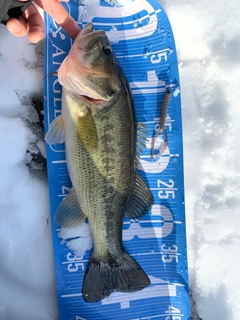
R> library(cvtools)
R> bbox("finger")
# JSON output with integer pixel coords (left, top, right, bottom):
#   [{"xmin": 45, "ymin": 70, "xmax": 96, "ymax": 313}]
[
  {"xmin": 23, "ymin": 4, "xmax": 45, "ymax": 43},
  {"xmin": 6, "ymin": 17, "xmax": 27, "ymax": 38},
  {"xmin": 35, "ymin": 0, "xmax": 81, "ymax": 39}
]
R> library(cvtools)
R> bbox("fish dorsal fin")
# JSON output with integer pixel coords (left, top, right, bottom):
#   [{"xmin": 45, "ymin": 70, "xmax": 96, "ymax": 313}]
[
  {"xmin": 118, "ymin": 69, "xmax": 147, "ymax": 158},
  {"xmin": 77, "ymin": 106, "xmax": 98, "ymax": 150},
  {"xmin": 136, "ymin": 123, "xmax": 148, "ymax": 156},
  {"xmin": 55, "ymin": 188, "xmax": 86, "ymax": 228},
  {"xmin": 45, "ymin": 115, "xmax": 65, "ymax": 144},
  {"xmin": 125, "ymin": 172, "xmax": 154, "ymax": 219}
]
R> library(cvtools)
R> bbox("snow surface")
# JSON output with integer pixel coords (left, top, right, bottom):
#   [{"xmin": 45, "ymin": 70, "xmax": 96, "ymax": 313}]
[{"xmin": 1, "ymin": 0, "xmax": 240, "ymax": 319}]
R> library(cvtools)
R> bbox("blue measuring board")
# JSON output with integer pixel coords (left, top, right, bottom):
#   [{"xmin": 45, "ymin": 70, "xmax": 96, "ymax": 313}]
[{"xmin": 44, "ymin": 1, "xmax": 190, "ymax": 319}]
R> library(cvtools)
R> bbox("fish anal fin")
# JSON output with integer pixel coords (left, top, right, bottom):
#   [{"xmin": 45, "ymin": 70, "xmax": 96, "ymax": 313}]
[
  {"xmin": 126, "ymin": 172, "xmax": 154, "ymax": 219},
  {"xmin": 77, "ymin": 107, "xmax": 98, "ymax": 150},
  {"xmin": 45, "ymin": 115, "xmax": 65, "ymax": 144},
  {"xmin": 55, "ymin": 188, "xmax": 86, "ymax": 228}
]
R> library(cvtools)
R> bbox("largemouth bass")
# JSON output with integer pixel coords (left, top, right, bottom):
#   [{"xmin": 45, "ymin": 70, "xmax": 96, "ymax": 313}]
[{"xmin": 46, "ymin": 23, "xmax": 154, "ymax": 303}]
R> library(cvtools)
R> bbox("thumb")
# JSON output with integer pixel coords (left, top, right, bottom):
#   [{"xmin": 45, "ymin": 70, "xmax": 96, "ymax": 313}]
[{"xmin": 6, "ymin": 18, "xmax": 27, "ymax": 37}]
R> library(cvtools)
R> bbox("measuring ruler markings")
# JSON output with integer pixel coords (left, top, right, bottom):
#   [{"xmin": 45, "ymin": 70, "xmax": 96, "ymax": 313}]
[{"xmin": 44, "ymin": 1, "xmax": 190, "ymax": 319}]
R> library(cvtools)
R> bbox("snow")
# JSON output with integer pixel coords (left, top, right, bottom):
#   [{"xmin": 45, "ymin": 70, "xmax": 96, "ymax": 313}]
[
  {"xmin": 162, "ymin": 1, "xmax": 240, "ymax": 319},
  {"xmin": 0, "ymin": 29, "xmax": 58, "ymax": 320},
  {"xmin": 0, "ymin": 0, "xmax": 240, "ymax": 319},
  {"xmin": 58, "ymin": 221, "xmax": 93, "ymax": 257}
]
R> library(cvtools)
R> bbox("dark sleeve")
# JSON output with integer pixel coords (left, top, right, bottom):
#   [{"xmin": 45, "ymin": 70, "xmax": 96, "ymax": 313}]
[{"xmin": 0, "ymin": 0, "xmax": 33, "ymax": 24}]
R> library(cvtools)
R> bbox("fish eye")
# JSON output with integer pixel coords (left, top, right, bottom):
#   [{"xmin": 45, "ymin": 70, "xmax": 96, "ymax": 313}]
[{"xmin": 102, "ymin": 46, "xmax": 112, "ymax": 56}]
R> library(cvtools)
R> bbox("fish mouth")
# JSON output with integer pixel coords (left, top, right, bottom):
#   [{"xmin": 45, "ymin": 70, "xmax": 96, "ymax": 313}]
[
  {"xmin": 76, "ymin": 23, "xmax": 106, "ymax": 52},
  {"xmin": 81, "ymin": 95, "xmax": 106, "ymax": 104},
  {"xmin": 80, "ymin": 23, "xmax": 98, "ymax": 37}
]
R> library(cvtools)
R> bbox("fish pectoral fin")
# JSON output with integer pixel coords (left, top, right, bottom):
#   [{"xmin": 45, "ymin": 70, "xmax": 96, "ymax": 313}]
[
  {"xmin": 77, "ymin": 106, "xmax": 98, "ymax": 150},
  {"xmin": 54, "ymin": 188, "xmax": 86, "ymax": 228},
  {"xmin": 125, "ymin": 172, "xmax": 154, "ymax": 219},
  {"xmin": 45, "ymin": 115, "xmax": 65, "ymax": 144}
]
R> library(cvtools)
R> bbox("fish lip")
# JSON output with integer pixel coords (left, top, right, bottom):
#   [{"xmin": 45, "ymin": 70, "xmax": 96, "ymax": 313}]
[
  {"xmin": 78, "ymin": 93, "xmax": 117, "ymax": 105},
  {"xmin": 81, "ymin": 95, "xmax": 106, "ymax": 104},
  {"xmin": 75, "ymin": 23, "xmax": 106, "ymax": 53},
  {"xmin": 81, "ymin": 30, "xmax": 106, "ymax": 52},
  {"xmin": 79, "ymin": 22, "xmax": 105, "ymax": 37},
  {"xmin": 81, "ymin": 29, "xmax": 105, "ymax": 39},
  {"xmin": 76, "ymin": 23, "xmax": 105, "ymax": 40}
]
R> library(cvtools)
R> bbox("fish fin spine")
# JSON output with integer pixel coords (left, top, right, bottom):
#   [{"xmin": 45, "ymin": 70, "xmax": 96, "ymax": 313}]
[
  {"xmin": 136, "ymin": 122, "xmax": 148, "ymax": 158},
  {"xmin": 125, "ymin": 172, "xmax": 154, "ymax": 219}
]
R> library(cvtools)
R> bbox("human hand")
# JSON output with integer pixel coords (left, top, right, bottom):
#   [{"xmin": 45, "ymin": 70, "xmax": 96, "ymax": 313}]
[{"xmin": 6, "ymin": 0, "xmax": 81, "ymax": 43}]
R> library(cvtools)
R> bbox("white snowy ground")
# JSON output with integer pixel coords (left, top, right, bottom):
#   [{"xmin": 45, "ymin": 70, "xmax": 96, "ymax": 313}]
[{"xmin": 0, "ymin": 0, "xmax": 240, "ymax": 319}]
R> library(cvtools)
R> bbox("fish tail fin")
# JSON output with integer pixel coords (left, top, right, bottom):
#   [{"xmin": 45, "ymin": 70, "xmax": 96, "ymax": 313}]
[{"xmin": 82, "ymin": 252, "xmax": 150, "ymax": 303}]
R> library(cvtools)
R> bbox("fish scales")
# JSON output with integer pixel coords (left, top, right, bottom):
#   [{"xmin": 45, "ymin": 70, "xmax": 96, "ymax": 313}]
[
  {"xmin": 45, "ymin": 23, "xmax": 154, "ymax": 303},
  {"xmin": 64, "ymin": 79, "xmax": 135, "ymax": 257}
]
